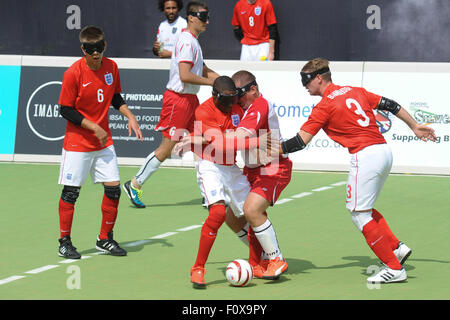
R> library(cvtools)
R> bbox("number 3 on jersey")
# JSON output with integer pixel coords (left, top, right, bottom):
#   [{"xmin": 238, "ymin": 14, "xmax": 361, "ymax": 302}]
[{"xmin": 346, "ymin": 98, "xmax": 370, "ymax": 127}]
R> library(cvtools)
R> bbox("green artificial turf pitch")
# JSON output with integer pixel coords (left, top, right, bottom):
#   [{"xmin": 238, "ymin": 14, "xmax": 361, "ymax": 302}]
[{"xmin": 1, "ymin": 162, "xmax": 449, "ymax": 301}]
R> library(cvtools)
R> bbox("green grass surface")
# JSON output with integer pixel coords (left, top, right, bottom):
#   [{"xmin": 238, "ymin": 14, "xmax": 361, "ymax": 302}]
[{"xmin": 1, "ymin": 163, "xmax": 449, "ymax": 300}]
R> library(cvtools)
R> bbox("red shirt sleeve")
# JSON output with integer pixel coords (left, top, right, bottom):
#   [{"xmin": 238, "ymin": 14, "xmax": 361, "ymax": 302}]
[
  {"xmin": 58, "ymin": 69, "xmax": 78, "ymax": 107},
  {"xmin": 301, "ymin": 102, "xmax": 330, "ymax": 136},
  {"xmin": 265, "ymin": 1, "xmax": 277, "ymax": 25},
  {"xmin": 238, "ymin": 98, "xmax": 269, "ymax": 133},
  {"xmin": 114, "ymin": 62, "xmax": 122, "ymax": 95},
  {"xmin": 231, "ymin": 2, "xmax": 240, "ymax": 26},
  {"xmin": 361, "ymin": 88, "xmax": 382, "ymax": 109}
]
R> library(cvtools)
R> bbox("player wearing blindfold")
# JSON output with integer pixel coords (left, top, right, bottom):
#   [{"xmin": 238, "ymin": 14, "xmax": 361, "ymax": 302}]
[
  {"xmin": 279, "ymin": 57, "xmax": 437, "ymax": 284},
  {"xmin": 185, "ymin": 76, "xmax": 252, "ymax": 288},
  {"xmin": 57, "ymin": 25, "xmax": 143, "ymax": 259},
  {"xmin": 123, "ymin": 1, "xmax": 219, "ymax": 209}
]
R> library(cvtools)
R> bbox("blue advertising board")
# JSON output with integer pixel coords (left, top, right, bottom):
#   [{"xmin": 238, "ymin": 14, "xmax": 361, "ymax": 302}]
[{"xmin": 0, "ymin": 65, "xmax": 21, "ymax": 154}]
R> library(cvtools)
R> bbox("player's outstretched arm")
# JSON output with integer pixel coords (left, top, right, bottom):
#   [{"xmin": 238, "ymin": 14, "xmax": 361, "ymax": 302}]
[
  {"xmin": 279, "ymin": 130, "xmax": 313, "ymax": 154},
  {"xmin": 395, "ymin": 107, "xmax": 437, "ymax": 142}
]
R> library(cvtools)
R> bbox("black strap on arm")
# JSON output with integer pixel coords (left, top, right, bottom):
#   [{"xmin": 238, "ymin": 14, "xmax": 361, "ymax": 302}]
[
  {"xmin": 268, "ymin": 23, "xmax": 278, "ymax": 40},
  {"xmin": 378, "ymin": 97, "xmax": 401, "ymax": 115},
  {"xmin": 281, "ymin": 133, "xmax": 306, "ymax": 154},
  {"xmin": 233, "ymin": 26, "xmax": 244, "ymax": 41},
  {"xmin": 112, "ymin": 93, "xmax": 126, "ymax": 110},
  {"xmin": 59, "ymin": 105, "xmax": 84, "ymax": 126}
]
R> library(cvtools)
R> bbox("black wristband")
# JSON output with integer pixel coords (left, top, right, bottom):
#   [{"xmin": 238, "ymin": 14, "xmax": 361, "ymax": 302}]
[
  {"xmin": 268, "ymin": 24, "xmax": 278, "ymax": 40},
  {"xmin": 281, "ymin": 133, "xmax": 306, "ymax": 154},
  {"xmin": 59, "ymin": 105, "xmax": 84, "ymax": 126},
  {"xmin": 233, "ymin": 27, "xmax": 244, "ymax": 41},
  {"xmin": 112, "ymin": 93, "xmax": 125, "ymax": 110}
]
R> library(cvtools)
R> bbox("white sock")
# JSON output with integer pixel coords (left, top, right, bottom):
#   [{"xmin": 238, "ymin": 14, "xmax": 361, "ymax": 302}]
[
  {"xmin": 135, "ymin": 152, "xmax": 162, "ymax": 186},
  {"xmin": 253, "ymin": 219, "xmax": 283, "ymax": 260},
  {"xmin": 235, "ymin": 222, "xmax": 249, "ymax": 246}
]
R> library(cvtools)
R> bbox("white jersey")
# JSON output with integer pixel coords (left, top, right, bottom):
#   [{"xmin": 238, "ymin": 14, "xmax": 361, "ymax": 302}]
[
  {"xmin": 156, "ymin": 16, "xmax": 187, "ymax": 54},
  {"xmin": 166, "ymin": 30, "xmax": 204, "ymax": 94}
]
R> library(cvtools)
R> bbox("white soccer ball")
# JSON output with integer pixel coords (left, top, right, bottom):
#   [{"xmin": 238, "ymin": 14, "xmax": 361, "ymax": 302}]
[{"xmin": 225, "ymin": 259, "xmax": 253, "ymax": 287}]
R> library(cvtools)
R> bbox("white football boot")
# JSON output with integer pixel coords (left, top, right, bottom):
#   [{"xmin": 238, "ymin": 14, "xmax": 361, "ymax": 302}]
[
  {"xmin": 394, "ymin": 241, "xmax": 412, "ymax": 265},
  {"xmin": 367, "ymin": 267, "xmax": 407, "ymax": 284}
]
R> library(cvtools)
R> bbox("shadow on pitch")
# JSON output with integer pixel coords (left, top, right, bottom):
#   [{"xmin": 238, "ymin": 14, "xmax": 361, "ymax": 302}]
[
  {"xmin": 315, "ymin": 255, "xmax": 422, "ymax": 275},
  {"xmin": 127, "ymin": 198, "xmax": 205, "ymax": 208},
  {"xmin": 79, "ymin": 238, "xmax": 172, "ymax": 255},
  {"xmin": 206, "ymin": 258, "xmax": 316, "ymax": 285}
]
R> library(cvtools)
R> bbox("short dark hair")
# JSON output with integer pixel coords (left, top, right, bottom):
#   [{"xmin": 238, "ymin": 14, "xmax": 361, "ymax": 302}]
[
  {"xmin": 186, "ymin": 1, "xmax": 208, "ymax": 13},
  {"xmin": 79, "ymin": 25, "xmax": 104, "ymax": 43},
  {"xmin": 213, "ymin": 76, "xmax": 237, "ymax": 94},
  {"xmin": 158, "ymin": 0, "xmax": 183, "ymax": 12}
]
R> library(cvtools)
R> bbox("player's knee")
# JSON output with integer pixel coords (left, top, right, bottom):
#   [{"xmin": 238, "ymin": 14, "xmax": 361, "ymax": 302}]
[
  {"xmin": 243, "ymin": 202, "xmax": 260, "ymax": 221},
  {"xmin": 350, "ymin": 210, "xmax": 373, "ymax": 232},
  {"xmin": 207, "ymin": 203, "xmax": 227, "ymax": 226},
  {"xmin": 104, "ymin": 184, "xmax": 121, "ymax": 200},
  {"xmin": 61, "ymin": 185, "xmax": 81, "ymax": 204}
]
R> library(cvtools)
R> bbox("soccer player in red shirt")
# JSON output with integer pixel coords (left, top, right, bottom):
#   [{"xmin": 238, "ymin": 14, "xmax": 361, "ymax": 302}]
[
  {"xmin": 187, "ymin": 76, "xmax": 252, "ymax": 288},
  {"xmin": 57, "ymin": 25, "xmax": 143, "ymax": 259},
  {"xmin": 177, "ymin": 71, "xmax": 291, "ymax": 280},
  {"xmin": 279, "ymin": 58, "xmax": 437, "ymax": 284},
  {"xmin": 224, "ymin": 70, "xmax": 292, "ymax": 279},
  {"xmin": 232, "ymin": 0, "xmax": 278, "ymax": 61}
]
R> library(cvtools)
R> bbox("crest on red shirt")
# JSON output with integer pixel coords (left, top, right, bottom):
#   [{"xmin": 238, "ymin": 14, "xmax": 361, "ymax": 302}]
[
  {"xmin": 104, "ymin": 73, "xmax": 113, "ymax": 85},
  {"xmin": 254, "ymin": 6, "xmax": 262, "ymax": 16},
  {"xmin": 231, "ymin": 114, "xmax": 240, "ymax": 127}
]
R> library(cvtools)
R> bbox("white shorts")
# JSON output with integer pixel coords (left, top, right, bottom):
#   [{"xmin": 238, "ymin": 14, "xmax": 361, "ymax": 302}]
[
  {"xmin": 197, "ymin": 159, "xmax": 250, "ymax": 217},
  {"xmin": 58, "ymin": 145, "xmax": 120, "ymax": 186},
  {"xmin": 240, "ymin": 42, "xmax": 270, "ymax": 61},
  {"xmin": 346, "ymin": 143, "xmax": 392, "ymax": 212}
]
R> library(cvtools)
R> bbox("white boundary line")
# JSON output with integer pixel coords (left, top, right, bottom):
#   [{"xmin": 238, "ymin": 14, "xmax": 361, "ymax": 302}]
[{"xmin": 0, "ymin": 181, "xmax": 346, "ymax": 286}]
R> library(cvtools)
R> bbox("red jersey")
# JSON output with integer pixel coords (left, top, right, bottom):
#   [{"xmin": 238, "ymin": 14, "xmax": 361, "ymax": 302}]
[
  {"xmin": 58, "ymin": 57, "xmax": 122, "ymax": 152},
  {"xmin": 194, "ymin": 97, "xmax": 243, "ymax": 165},
  {"xmin": 238, "ymin": 94, "xmax": 290, "ymax": 168},
  {"xmin": 232, "ymin": 0, "xmax": 277, "ymax": 45},
  {"xmin": 301, "ymin": 83, "xmax": 386, "ymax": 154}
]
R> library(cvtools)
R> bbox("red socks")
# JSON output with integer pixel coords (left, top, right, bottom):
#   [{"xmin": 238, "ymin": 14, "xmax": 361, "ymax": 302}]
[
  {"xmin": 194, "ymin": 203, "xmax": 227, "ymax": 268},
  {"xmin": 372, "ymin": 209, "xmax": 400, "ymax": 250},
  {"xmin": 248, "ymin": 227, "xmax": 264, "ymax": 266},
  {"xmin": 99, "ymin": 194, "xmax": 119, "ymax": 240},
  {"xmin": 362, "ymin": 219, "xmax": 402, "ymax": 270},
  {"xmin": 59, "ymin": 198, "xmax": 75, "ymax": 238}
]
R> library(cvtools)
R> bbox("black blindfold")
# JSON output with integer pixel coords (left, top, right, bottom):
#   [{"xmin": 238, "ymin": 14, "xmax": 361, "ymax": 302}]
[
  {"xmin": 300, "ymin": 67, "xmax": 330, "ymax": 86},
  {"xmin": 82, "ymin": 40, "xmax": 105, "ymax": 55},
  {"xmin": 187, "ymin": 11, "xmax": 210, "ymax": 22}
]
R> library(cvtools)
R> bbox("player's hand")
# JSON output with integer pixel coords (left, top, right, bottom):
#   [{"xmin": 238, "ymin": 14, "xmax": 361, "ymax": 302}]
[
  {"xmin": 173, "ymin": 135, "xmax": 193, "ymax": 156},
  {"xmin": 153, "ymin": 41, "xmax": 161, "ymax": 52},
  {"xmin": 259, "ymin": 130, "xmax": 281, "ymax": 158},
  {"xmin": 413, "ymin": 125, "xmax": 437, "ymax": 142},
  {"xmin": 267, "ymin": 51, "xmax": 275, "ymax": 61},
  {"xmin": 128, "ymin": 116, "xmax": 143, "ymax": 141},
  {"xmin": 93, "ymin": 125, "xmax": 108, "ymax": 147}
]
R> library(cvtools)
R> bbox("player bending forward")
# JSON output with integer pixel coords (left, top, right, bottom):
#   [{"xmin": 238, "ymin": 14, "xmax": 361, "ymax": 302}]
[{"xmin": 278, "ymin": 57, "xmax": 436, "ymax": 284}]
